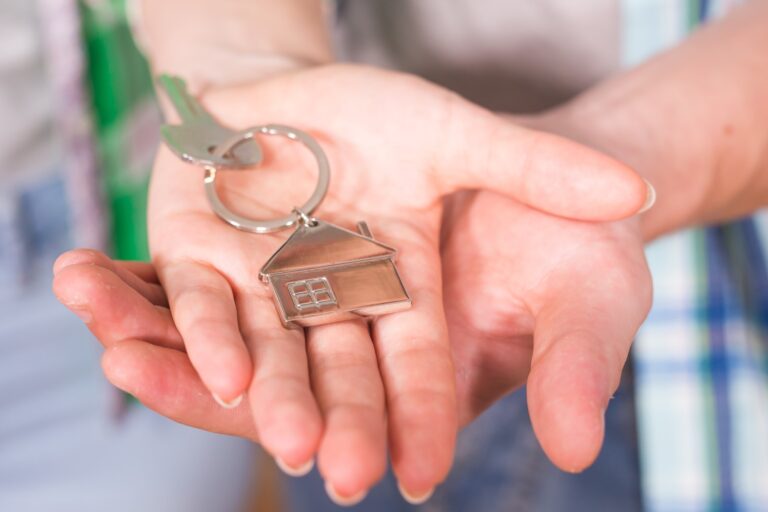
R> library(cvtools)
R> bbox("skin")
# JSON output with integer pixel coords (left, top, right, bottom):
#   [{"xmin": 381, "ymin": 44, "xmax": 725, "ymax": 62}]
[
  {"xmin": 442, "ymin": 0, "xmax": 768, "ymax": 471},
  {"xmin": 442, "ymin": 193, "xmax": 650, "ymax": 470},
  {"xmin": 133, "ymin": 0, "xmax": 333, "ymax": 92},
  {"xmin": 53, "ymin": 0, "xmax": 768, "ymax": 505},
  {"xmin": 53, "ymin": 64, "xmax": 646, "ymax": 503}
]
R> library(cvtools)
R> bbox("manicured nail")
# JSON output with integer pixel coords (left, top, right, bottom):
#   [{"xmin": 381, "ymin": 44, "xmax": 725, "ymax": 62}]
[
  {"xmin": 324, "ymin": 481, "xmax": 367, "ymax": 507},
  {"xmin": 397, "ymin": 481, "xmax": 434, "ymax": 505},
  {"xmin": 212, "ymin": 393, "xmax": 243, "ymax": 409},
  {"xmin": 637, "ymin": 178, "xmax": 656, "ymax": 214},
  {"xmin": 275, "ymin": 456, "xmax": 314, "ymax": 477}
]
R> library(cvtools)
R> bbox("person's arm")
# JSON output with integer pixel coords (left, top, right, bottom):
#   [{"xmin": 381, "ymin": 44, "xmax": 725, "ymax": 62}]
[
  {"xmin": 536, "ymin": 0, "xmax": 768, "ymax": 240},
  {"xmin": 130, "ymin": 0, "xmax": 333, "ymax": 91}
]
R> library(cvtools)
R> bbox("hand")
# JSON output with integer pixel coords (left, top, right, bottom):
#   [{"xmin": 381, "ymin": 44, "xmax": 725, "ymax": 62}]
[
  {"xmin": 54, "ymin": 197, "xmax": 652, "ymax": 480},
  {"xmin": 52, "ymin": 251, "xmax": 264, "ymax": 444},
  {"xmin": 442, "ymin": 189, "xmax": 652, "ymax": 473},
  {"xmin": 53, "ymin": 197, "xmax": 651, "ymax": 480},
  {"xmin": 55, "ymin": 64, "xmax": 648, "ymax": 501}
]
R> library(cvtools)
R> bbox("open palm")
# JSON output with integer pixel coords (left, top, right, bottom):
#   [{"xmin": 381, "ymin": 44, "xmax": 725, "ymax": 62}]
[
  {"xmin": 442, "ymin": 191, "xmax": 652, "ymax": 472},
  {"xmin": 54, "ymin": 64, "xmax": 648, "ymax": 501}
]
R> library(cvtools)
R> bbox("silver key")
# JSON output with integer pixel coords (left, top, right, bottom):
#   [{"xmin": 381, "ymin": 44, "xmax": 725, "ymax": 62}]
[{"xmin": 158, "ymin": 74, "xmax": 262, "ymax": 169}]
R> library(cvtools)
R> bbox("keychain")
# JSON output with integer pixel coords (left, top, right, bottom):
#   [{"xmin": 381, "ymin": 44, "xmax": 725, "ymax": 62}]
[{"xmin": 158, "ymin": 75, "xmax": 412, "ymax": 328}]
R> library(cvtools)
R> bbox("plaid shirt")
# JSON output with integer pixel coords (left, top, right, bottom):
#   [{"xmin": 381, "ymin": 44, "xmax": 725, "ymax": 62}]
[{"xmin": 626, "ymin": 1, "xmax": 768, "ymax": 510}]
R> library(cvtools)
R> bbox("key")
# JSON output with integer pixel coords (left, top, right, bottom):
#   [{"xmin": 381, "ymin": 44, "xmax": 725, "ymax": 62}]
[{"xmin": 158, "ymin": 74, "xmax": 262, "ymax": 169}]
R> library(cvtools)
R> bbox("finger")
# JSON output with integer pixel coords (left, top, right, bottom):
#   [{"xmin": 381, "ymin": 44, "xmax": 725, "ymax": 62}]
[
  {"xmin": 237, "ymin": 292, "xmax": 323, "ymax": 472},
  {"xmin": 435, "ymin": 101, "xmax": 652, "ymax": 221},
  {"xmin": 53, "ymin": 263, "xmax": 183, "ymax": 350},
  {"xmin": 54, "ymin": 249, "xmax": 166, "ymax": 306},
  {"xmin": 103, "ymin": 340, "xmax": 258, "ymax": 439},
  {"xmin": 307, "ymin": 320, "xmax": 387, "ymax": 503},
  {"xmin": 203, "ymin": 69, "xmax": 649, "ymax": 222},
  {"xmin": 372, "ymin": 224, "xmax": 457, "ymax": 503},
  {"xmin": 527, "ymin": 286, "xmax": 651, "ymax": 472},
  {"xmin": 160, "ymin": 259, "xmax": 252, "ymax": 404},
  {"xmin": 118, "ymin": 260, "xmax": 160, "ymax": 284}
]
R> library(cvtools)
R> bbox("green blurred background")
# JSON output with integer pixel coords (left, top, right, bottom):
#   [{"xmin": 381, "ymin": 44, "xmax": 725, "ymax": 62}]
[{"xmin": 81, "ymin": 0, "xmax": 156, "ymax": 261}]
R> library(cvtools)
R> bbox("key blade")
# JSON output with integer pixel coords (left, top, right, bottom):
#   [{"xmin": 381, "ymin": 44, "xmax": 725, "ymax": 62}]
[{"xmin": 157, "ymin": 74, "xmax": 213, "ymax": 123}]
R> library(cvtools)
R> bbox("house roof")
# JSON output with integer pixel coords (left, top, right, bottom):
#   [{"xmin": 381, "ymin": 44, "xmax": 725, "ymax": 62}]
[{"xmin": 261, "ymin": 220, "xmax": 396, "ymax": 275}]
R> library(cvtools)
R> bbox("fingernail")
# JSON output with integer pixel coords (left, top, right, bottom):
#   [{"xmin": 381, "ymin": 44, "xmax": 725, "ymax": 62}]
[
  {"xmin": 397, "ymin": 481, "xmax": 434, "ymax": 505},
  {"xmin": 275, "ymin": 456, "xmax": 314, "ymax": 477},
  {"xmin": 324, "ymin": 481, "xmax": 367, "ymax": 507},
  {"xmin": 637, "ymin": 178, "xmax": 656, "ymax": 214},
  {"xmin": 212, "ymin": 393, "xmax": 243, "ymax": 409}
]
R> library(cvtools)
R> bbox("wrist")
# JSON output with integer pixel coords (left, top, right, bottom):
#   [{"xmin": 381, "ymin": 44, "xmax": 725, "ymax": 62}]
[
  {"xmin": 527, "ymin": 97, "xmax": 707, "ymax": 242},
  {"xmin": 530, "ymin": 1, "xmax": 768, "ymax": 240},
  {"xmin": 130, "ymin": 0, "xmax": 333, "ymax": 93}
]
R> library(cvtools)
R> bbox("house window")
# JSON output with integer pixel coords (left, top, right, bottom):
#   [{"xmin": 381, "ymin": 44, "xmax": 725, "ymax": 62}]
[{"xmin": 287, "ymin": 277, "xmax": 337, "ymax": 310}]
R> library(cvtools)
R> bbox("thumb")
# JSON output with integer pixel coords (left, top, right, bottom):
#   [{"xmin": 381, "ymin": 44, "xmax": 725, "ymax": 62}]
[
  {"xmin": 435, "ymin": 102, "xmax": 653, "ymax": 221},
  {"xmin": 526, "ymin": 291, "xmax": 648, "ymax": 472}
]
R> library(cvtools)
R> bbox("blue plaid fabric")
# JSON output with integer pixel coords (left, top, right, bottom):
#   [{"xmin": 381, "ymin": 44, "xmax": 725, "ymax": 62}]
[
  {"xmin": 625, "ymin": 1, "xmax": 768, "ymax": 510},
  {"xmin": 636, "ymin": 218, "xmax": 768, "ymax": 511}
]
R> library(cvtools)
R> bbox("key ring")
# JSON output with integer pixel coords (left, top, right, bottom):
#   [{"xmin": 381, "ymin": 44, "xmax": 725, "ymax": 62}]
[{"xmin": 203, "ymin": 124, "xmax": 330, "ymax": 234}]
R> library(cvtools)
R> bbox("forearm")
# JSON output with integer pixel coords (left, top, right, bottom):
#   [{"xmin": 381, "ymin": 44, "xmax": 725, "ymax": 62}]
[
  {"xmin": 130, "ymin": 0, "xmax": 333, "ymax": 91},
  {"xmin": 540, "ymin": 0, "xmax": 768, "ymax": 241}
]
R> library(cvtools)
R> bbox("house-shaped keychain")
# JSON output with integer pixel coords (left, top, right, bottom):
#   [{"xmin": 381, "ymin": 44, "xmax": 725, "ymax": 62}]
[{"xmin": 260, "ymin": 220, "xmax": 412, "ymax": 327}]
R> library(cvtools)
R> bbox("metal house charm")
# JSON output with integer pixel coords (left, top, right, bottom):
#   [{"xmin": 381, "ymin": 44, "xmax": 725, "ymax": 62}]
[{"xmin": 260, "ymin": 220, "xmax": 411, "ymax": 327}]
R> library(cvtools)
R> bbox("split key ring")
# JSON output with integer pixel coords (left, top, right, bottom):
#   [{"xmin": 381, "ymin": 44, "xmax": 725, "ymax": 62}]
[{"xmin": 203, "ymin": 124, "xmax": 330, "ymax": 234}]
